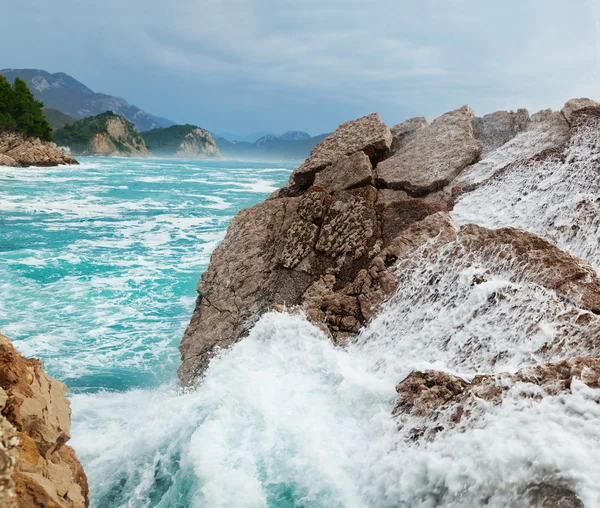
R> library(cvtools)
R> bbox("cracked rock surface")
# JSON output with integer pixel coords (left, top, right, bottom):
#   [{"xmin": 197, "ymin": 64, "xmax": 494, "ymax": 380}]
[{"xmin": 0, "ymin": 334, "xmax": 89, "ymax": 507}]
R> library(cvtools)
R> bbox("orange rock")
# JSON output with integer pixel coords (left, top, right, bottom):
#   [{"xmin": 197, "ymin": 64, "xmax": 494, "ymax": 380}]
[{"xmin": 0, "ymin": 334, "xmax": 88, "ymax": 507}]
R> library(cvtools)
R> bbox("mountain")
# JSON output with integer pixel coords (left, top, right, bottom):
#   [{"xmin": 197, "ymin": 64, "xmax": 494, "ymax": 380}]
[
  {"xmin": 253, "ymin": 133, "xmax": 278, "ymax": 146},
  {"xmin": 215, "ymin": 132, "xmax": 329, "ymax": 161},
  {"xmin": 278, "ymin": 130, "xmax": 311, "ymax": 141},
  {"xmin": 54, "ymin": 111, "xmax": 149, "ymax": 157},
  {"xmin": 43, "ymin": 108, "xmax": 75, "ymax": 131},
  {"xmin": 141, "ymin": 124, "xmax": 220, "ymax": 158},
  {"xmin": 215, "ymin": 130, "xmax": 273, "ymax": 143},
  {"xmin": 0, "ymin": 69, "xmax": 174, "ymax": 132}
]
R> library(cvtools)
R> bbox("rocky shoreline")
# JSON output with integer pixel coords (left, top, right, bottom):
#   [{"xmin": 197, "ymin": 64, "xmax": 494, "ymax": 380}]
[
  {"xmin": 179, "ymin": 98, "xmax": 600, "ymax": 505},
  {"xmin": 179, "ymin": 98, "xmax": 600, "ymax": 385},
  {"xmin": 0, "ymin": 131, "xmax": 78, "ymax": 168}
]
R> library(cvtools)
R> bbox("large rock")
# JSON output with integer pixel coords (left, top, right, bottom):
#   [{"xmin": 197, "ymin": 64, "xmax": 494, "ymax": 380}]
[
  {"xmin": 0, "ymin": 132, "xmax": 78, "ymax": 167},
  {"xmin": 376, "ymin": 105, "xmax": 482, "ymax": 195},
  {"xmin": 0, "ymin": 153, "xmax": 19, "ymax": 167},
  {"xmin": 452, "ymin": 105, "xmax": 600, "ymax": 271},
  {"xmin": 181, "ymin": 99, "xmax": 600, "ymax": 389},
  {"xmin": 452, "ymin": 109, "xmax": 569, "ymax": 188},
  {"xmin": 288, "ymin": 113, "xmax": 392, "ymax": 187},
  {"xmin": 561, "ymin": 97, "xmax": 600, "ymax": 124},
  {"xmin": 389, "ymin": 116, "xmax": 428, "ymax": 153},
  {"xmin": 474, "ymin": 108, "xmax": 530, "ymax": 156},
  {"xmin": 0, "ymin": 334, "xmax": 88, "ymax": 507},
  {"xmin": 178, "ymin": 189, "xmax": 448, "ymax": 385},
  {"xmin": 313, "ymin": 151, "xmax": 373, "ymax": 192}
]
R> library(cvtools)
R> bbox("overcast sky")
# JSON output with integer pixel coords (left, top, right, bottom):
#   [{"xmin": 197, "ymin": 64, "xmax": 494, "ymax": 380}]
[{"xmin": 3, "ymin": 0, "xmax": 600, "ymax": 135}]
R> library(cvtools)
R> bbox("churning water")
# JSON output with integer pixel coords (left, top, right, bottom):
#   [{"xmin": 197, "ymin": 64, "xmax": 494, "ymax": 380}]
[{"xmin": 1, "ymin": 156, "xmax": 600, "ymax": 507}]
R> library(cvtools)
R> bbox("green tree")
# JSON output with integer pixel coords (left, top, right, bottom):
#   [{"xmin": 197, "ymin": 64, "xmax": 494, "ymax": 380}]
[
  {"xmin": 0, "ymin": 76, "xmax": 53, "ymax": 141},
  {"xmin": 0, "ymin": 76, "xmax": 17, "ymax": 132}
]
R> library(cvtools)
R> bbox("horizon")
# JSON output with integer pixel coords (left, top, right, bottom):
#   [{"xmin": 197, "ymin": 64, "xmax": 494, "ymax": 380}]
[{"xmin": 2, "ymin": 1, "xmax": 600, "ymax": 137}]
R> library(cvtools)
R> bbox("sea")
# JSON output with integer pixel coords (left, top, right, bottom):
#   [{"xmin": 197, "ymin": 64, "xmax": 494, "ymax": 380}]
[{"xmin": 1, "ymin": 157, "xmax": 599, "ymax": 507}]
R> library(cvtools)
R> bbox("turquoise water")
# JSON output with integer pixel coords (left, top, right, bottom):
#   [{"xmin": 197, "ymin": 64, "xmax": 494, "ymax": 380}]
[
  {"xmin": 0, "ymin": 157, "xmax": 295, "ymax": 505},
  {"xmin": 0, "ymin": 157, "xmax": 291, "ymax": 390}
]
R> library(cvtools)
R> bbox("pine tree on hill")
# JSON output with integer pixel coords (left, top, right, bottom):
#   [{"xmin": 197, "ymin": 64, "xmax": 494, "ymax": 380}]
[{"xmin": 0, "ymin": 75, "xmax": 53, "ymax": 142}]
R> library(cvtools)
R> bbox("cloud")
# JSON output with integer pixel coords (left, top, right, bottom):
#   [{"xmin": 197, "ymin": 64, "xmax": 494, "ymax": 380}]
[{"xmin": 3, "ymin": 0, "xmax": 600, "ymax": 133}]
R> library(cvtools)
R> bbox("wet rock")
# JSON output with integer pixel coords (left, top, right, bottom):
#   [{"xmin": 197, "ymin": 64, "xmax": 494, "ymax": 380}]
[
  {"xmin": 178, "ymin": 188, "xmax": 449, "ymax": 385},
  {"xmin": 313, "ymin": 151, "xmax": 373, "ymax": 193},
  {"xmin": 394, "ymin": 357, "xmax": 600, "ymax": 441},
  {"xmin": 452, "ymin": 105, "xmax": 600, "ymax": 272},
  {"xmin": 0, "ymin": 334, "xmax": 89, "ymax": 507},
  {"xmin": 389, "ymin": 116, "xmax": 428, "ymax": 153},
  {"xmin": 378, "ymin": 199, "xmax": 443, "ymax": 245},
  {"xmin": 474, "ymin": 108, "xmax": 530, "ymax": 156},
  {"xmin": 376, "ymin": 105, "xmax": 482, "ymax": 195},
  {"xmin": 562, "ymin": 97, "xmax": 600, "ymax": 124},
  {"xmin": 180, "ymin": 100, "xmax": 600, "ymax": 390},
  {"xmin": 454, "ymin": 109, "xmax": 569, "ymax": 188},
  {"xmin": 525, "ymin": 482, "xmax": 584, "ymax": 508},
  {"xmin": 0, "ymin": 132, "xmax": 78, "ymax": 167},
  {"xmin": 289, "ymin": 113, "xmax": 392, "ymax": 187},
  {"xmin": 458, "ymin": 224, "xmax": 600, "ymax": 313}
]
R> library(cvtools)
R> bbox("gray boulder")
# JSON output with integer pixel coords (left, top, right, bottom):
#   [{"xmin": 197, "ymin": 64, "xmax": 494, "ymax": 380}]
[
  {"xmin": 313, "ymin": 151, "xmax": 373, "ymax": 193},
  {"xmin": 474, "ymin": 108, "xmax": 530, "ymax": 156},
  {"xmin": 376, "ymin": 105, "xmax": 482, "ymax": 195},
  {"xmin": 289, "ymin": 113, "xmax": 392, "ymax": 186},
  {"xmin": 389, "ymin": 116, "xmax": 428, "ymax": 153}
]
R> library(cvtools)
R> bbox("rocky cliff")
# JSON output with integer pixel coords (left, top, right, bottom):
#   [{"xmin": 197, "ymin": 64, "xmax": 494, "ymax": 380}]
[
  {"xmin": 0, "ymin": 132, "xmax": 78, "ymax": 168},
  {"xmin": 54, "ymin": 112, "xmax": 148, "ymax": 157},
  {"xmin": 0, "ymin": 334, "xmax": 88, "ymax": 507},
  {"xmin": 180, "ymin": 98, "xmax": 600, "ymax": 505},
  {"xmin": 140, "ymin": 124, "xmax": 220, "ymax": 158}
]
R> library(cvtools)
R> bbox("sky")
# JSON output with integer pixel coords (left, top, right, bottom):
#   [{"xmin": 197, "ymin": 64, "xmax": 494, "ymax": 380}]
[{"xmin": 3, "ymin": 0, "xmax": 600, "ymax": 135}]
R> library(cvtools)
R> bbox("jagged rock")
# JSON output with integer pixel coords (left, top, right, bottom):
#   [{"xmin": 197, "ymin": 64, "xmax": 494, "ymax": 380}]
[
  {"xmin": 454, "ymin": 108, "xmax": 570, "ymax": 189},
  {"xmin": 389, "ymin": 116, "xmax": 428, "ymax": 153},
  {"xmin": 0, "ymin": 334, "xmax": 88, "ymax": 507},
  {"xmin": 378, "ymin": 198, "xmax": 443, "ymax": 245},
  {"xmin": 376, "ymin": 105, "xmax": 482, "ymax": 195},
  {"xmin": 562, "ymin": 98, "xmax": 600, "ymax": 124},
  {"xmin": 313, "ymin": 151, "xmax": 373, "ymax": 192},
  {"xmin": 180, "ymin": 100, "xmax": 600, "ymax": 390},
  {"xmin": 474, "ymin": 108, "xmax": 530, "ymax": 156},
  {"xmin": 289, "ymin": 113, "xmax": 392, "ymax": 186},
  {"xmin": 178, "ymin": 188, "xmax": 449, "ymax": 384},
  {"xmin": 0, "ymin": 132, "xmax": 78, "ymax": 167},
  {"xmin": 459, "ymin": 224, "xmax": 600, "ymax": 313},
  {"xmin": 181, "ymin": 185, "xmax": 600, "ymax": 386},
  {"xmin": 452, "ymin": 105, "xmax": 600, "ymax": 273},
  {"xmin": 393, "ymin": 357, "xmax": 600, "ymax": 441}
]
